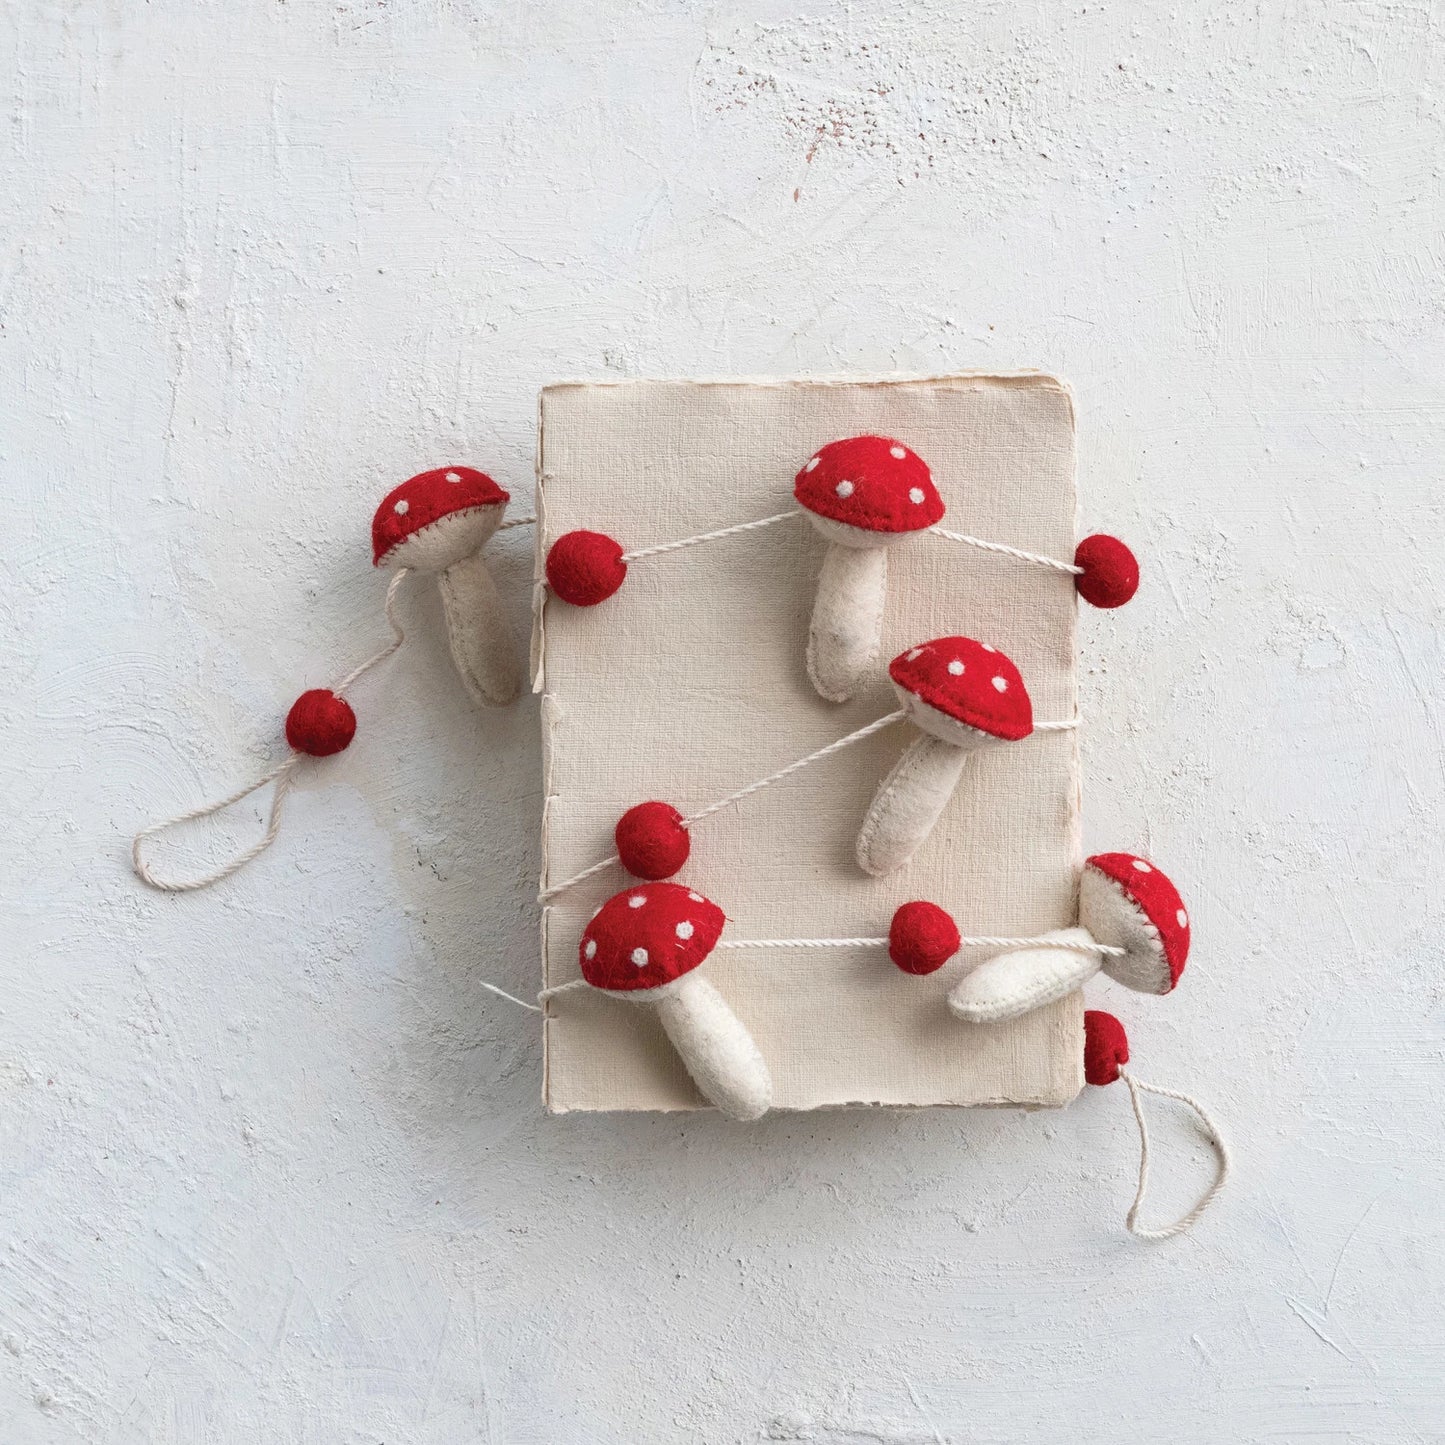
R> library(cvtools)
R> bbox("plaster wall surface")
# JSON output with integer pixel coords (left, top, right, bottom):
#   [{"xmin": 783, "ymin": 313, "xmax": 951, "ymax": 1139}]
[{"xmin": 2, "ymin": 2, "xmax": 1442, "ymax": 1441}]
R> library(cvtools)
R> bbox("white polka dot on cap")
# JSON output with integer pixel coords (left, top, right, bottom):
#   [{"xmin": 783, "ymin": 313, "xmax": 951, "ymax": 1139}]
[
  {"xmin": 992, "ymin": 676, "xmax": 1008, "ymax": 692},
  {"xmin": 393, "ymin": 499, "xmax": 409, "ymax": 514},
  {"xmin": 445, "ymin": 471, "xmax": 461, "ymax": 482},
  {"xmin": 948, "ymin": 659, "xmax": 965, "ymax": 676},
  {"xmin": 1177, "ymin": 909, "xmax": 1189, "ymax": 928},
  {"xmin": 1133, "ymin": 860, "xmax": 1153, "ymax": 873},
  {"xmin": 676, "ymin": 921, "xmax": 694, "ymax": 940},
  {"xmin": 890, "ymin": 445, "xmax": 907, "ymax": 459},
  {"xmin": 628, "ymin": 894, "xmax": 647, "ymax": 908},
  {"xmin": 835, "ymin": 480, "xmax": 854, "ymax": 498},
  {"xmin": 908, "ymin": 487, "xmax": 925, "ymax": 504},
  {"xmin": 584, "ymin": 939, "xmax": 597, "ymax": 959},
  {"xmin": 631, "ymin": 947, "xmax": 649, "ymax": 967}
]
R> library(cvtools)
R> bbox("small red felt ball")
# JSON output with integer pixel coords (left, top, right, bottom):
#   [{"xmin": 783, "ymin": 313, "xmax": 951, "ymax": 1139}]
[
  {"xmin": 615, "ymin": 800, "xmax": 691, "ymax": 881},
  {"xmin": 1084, "ymin": 1009, "xmax": 1130, "ymax": 1086},
  {"xmin": 285, "ymin": 689, "xmax": 357, "ymax": 757},
  {"xmin": 546, "ymin": 530, "xmax": 628, "ymax": 607},
  {"xmin": 888, "ymin": 900, "xmax": 961, "ymax": 975},
  {"xmin": 1074, "ymin": 534, "xmax": 1140, "ymax": 609}
]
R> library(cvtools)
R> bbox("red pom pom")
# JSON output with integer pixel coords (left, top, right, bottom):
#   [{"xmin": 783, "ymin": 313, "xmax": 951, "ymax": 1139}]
[
  {"xmin": 1074, "ymin": 534, "xmax": 1139, "ymax": 608},
  {"xmin": 1083, "ymin": 1009, "xmax": 1129, "ymax": 1086},
  {"xmin": 285, "ymin": 689, "xmax": 356, "ymax": 757},
  {"xmin": 615, "ymin": 801, "xmax": 691, "ymax": 881},
  {"xmin": 888, "ymin": 900, "xmax": 961, "ymax": 975},
  {"xmin": 546, "ymin": 530, "xmax": 628, "ymax": 606}
]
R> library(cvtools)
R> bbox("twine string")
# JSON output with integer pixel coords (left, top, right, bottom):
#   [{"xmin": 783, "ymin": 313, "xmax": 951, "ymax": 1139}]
[
  {"xmin": 487, "ymin": 933, "xmax": 1126, "ymax": 1015},
  {"xmin": 930, "ymin": 527, "xmax": 1083, "ymax": 575},
  {"xmin": 333, "ymin": 568, "xmax": 409, "ymax": 694},
  {"xmin": 131, "ymin": 569, "xmax": 412, "ymax": 892},
  {"xmin": 131, "ymin": 757, "xmax": 301, "ymax": 893},
  {"xmin": 593, "ymin": 509, "xmax": 1080, "ymax": 575},
  {"xmin": 683, "ymin": 709, "xmax": 907, "ymax": 827},
  {"xmin": 1120, "ymin": 1071, "xmax": 1231, "ymax": 1240},
  {"xmin": 714, "ymin": 934, "xmax": 1124, "ymax": 955},
  {"xmin": 537, "ymin": 710, "xmax": 1076, "ymax": 903},
  {"xmin": 537, "ymin": 709, "xmax": 909, "ymax": 902},
  {"xmin": 621, "ymin": 510, "xmax": 801, "ymax": 563}
]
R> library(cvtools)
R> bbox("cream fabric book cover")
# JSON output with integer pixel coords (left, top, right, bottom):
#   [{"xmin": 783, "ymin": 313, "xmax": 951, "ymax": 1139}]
[{"xmin": 532, "ymin": 376, "xmax": 1083, "ymax": 1112}]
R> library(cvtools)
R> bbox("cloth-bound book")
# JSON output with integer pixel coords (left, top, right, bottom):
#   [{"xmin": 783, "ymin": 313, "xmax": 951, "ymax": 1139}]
[{"xmin": 532, "ymin": 375, "xmax": 1082, "ymax": 1112}]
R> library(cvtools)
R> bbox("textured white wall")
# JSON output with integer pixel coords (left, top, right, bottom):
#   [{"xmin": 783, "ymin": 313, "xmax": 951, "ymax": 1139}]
[{"xmin": 3, "ymin": 1, "xmax": 1442, "ymax": 1440}]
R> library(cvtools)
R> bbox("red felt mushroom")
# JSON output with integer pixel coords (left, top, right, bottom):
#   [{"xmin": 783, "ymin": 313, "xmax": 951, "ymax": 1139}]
[
  {"xmin": 947, "ymin": 853, "xmax": 1191, "ymax": 1023},
  {"xmin": 578, "ymin": 883, "xmax": 772, "ymax": 1120},
  {"xmin": 614, "ymin": 800, "xmax": 691, "ymax": 880},
  {"xmin": 855, "ymin": 637, "xmax": 1033, "ymax": 877},
  {"xmin": 794, "ymin": 437, "xmax": 945, "ymax": 702},
  {"xmin": 373, "ymin": 466, "xmax": 521, "ymax": 707},
  {"xmin": 1080, "ymin": 852, "xmax": 1190, "ymax": 993}
]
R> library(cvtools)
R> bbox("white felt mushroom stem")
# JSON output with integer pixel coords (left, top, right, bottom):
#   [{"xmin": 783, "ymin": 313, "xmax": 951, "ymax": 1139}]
[
  {"xmin": 807, "ymin": 544, "xmax": 889, "ymax": 703},
  {"xmin": 437, "ymin": 551, "xmax": 521, "ymax": 707},
  {"xmin": 652, "ymin": 975, "xmax": 773, "ymax": 1122},
  {"xmin": 946, "ymin": 927, "xmax": 1108, "ymax": 1023},
  {"xmin": 855, "ymin": 732, "xmax": 968, "ymax": 877}
]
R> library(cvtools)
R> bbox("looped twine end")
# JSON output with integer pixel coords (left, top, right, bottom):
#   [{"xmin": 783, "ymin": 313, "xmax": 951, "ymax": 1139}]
[{"xmin": 1119, "ymin": 1070, "xmax": 1231, "ymax": 1240}]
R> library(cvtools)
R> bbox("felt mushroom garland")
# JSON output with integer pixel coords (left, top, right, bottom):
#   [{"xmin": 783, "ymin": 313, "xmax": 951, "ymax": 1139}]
[
  {"xmin": 542, "ymin": 435, "xmax": 1139, "ymax": 639},
  {"xmin": 538, "ymin": 641, "xmax": 1076, "ymax": 903},
  {"xmin": 855, "ymin": 638, "xmax": 1034, "ymax": 877},
  {"xmin": 372, "ymin": 466, "xmax": 522, "ymax": 707},
  {"xmin": 132, "ymin": 570, "xmax": 410, "ymax": 891},
  {"xmin": 568, "ymin": 883, "xmax": 772, "ymax": 1121},
  {"xmin": 793, "ymin": 436, "xmax": 945, "ymax": 701},
  {"xmin": 947, "ymin": 852, "xmax": 1190, "ymax": 1023},
  {"xmin": 134, "ymin": 463, "xmax": 535, "ymax": 891}
]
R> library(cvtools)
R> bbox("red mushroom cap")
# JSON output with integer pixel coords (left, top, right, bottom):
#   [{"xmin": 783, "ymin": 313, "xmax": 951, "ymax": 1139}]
[
  {"xmin": 1081, "ymin": 852, "xmax": 1190, "ymax": 994},
  {"xmin": 888, "ymin": 637, "xmax": 1033, "ymax": 746},
  {"xmin": 794, "ymin": 436, "xmax": 944, "ymax": 542},
  {"xmin": 1083, "ymin": 1009, "xmax": 1129, "ymax": 1086},
  {"xmin": 285, "ymin": 689, "xmax": 356, "ymax": 757},
  {"xmin": 888, "ymin": 901, "xmax": 961, "ymax": 975},
  {"xmin": 1074, "ymin": 534, "xmax": 1139, "ymax": 609},
  {"xmin": 579, "ymin": 882, "xmax": 726, "ymax": 995},
  {"xmin": 615, "ymin": 801, "xmax": 691, "ymax": 881},
  {"xmin": 546, "ymin": 530, "xmax": 628, "ymax": 606},
  {"xmin": 372, "ymin": 466, "xmax": 509, "ymax": 571}
]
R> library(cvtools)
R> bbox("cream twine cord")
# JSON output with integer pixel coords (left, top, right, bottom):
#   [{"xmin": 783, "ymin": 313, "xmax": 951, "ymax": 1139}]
[
  {"xmin": 603, "ymin": 508, "xmax": 1081, "ymax": 575},
  {"xmin": 537, "ymin": 709, "xmax": 910, "ymax": 901},
  {"xmin": 489, "ymin": 932, "xmax": 1124, "ymax": 1014},
  {"xmin": 1119, "ymin": 1070, "xmax": 1231, "ymax": 1239},
  {"xmin": 929, "ymin": 527, "xmax": 1083, "ymax": 575},
  {"xmin": 621, "ymin": 510, "xmax": 800, "ymax": 562},
  {"xmin": 713, "ymin": 934, "xmax": 1123, "ymax": 955},
  {"xmin": 132, "ymin": 569, "xmax": 411, "ymax": 892},
  {"xmin": 537, "ymin": 711, "xmax": 1078, "ymax": 903}
]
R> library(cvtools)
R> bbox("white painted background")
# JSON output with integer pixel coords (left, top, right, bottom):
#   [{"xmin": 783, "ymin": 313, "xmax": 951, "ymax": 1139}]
[{"xmin": 3, "ymin": 2, "xmax": 1442, "ymax": 1440}]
